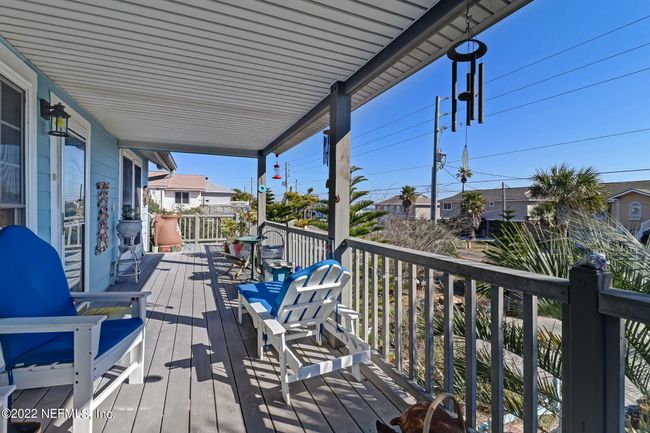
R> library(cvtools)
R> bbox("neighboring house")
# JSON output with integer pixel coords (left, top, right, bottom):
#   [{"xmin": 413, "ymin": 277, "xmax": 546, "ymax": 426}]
[
  {"xmin": 438, "ymin": 180, "xmax": 650, "ymax": 234},
  {"xmin": 604, "ymin": 180, "xmax": 650, "ymax": 235},
  {"xmin": 203, "ymin": 181, "xmax": 235, "ymax": 206},
  {"xmin": 375, "ymin": 194, "xmax": 434, "ymax": 220},
  {"xmin": 148, "ymin": 172, "xmax": 236, "ymax": 211},
  {"xmin": 439, "ymin": 187, "xmax": 542, "ymax": 222},
  {"xmin": 0, "ymin": 39, "xmax": 176, "ymax": 292},
  {"xmin": 148, "ymin": 171, "xmax": 206, "ymax": 211}
]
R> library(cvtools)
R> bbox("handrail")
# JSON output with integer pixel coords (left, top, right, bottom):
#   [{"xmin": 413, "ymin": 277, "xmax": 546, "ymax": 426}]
[
  {"xmin": 263, "ymin": 221, "xmax": 329, "ymax": 241},
  {"xmin": 599, "ymin": 287, "xmax": 650, "ymax": 324},
  {"xmin": 345, "ymin": 236, "xmax": 569, "ymax": 302}
]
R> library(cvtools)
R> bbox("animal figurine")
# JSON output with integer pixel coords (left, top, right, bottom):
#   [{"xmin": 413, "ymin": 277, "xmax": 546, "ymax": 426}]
[{"xmin": 376, "ymin": 393, "xmax": 465, "ymax": 433}]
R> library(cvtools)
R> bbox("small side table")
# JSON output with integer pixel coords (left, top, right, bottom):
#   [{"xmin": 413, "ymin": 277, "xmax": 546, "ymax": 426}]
[
  {"xmin": 236, "ymin": 236, "xmax": 262, "ymax": 281},
  {"xmin": 112, "ymin": 233, "xmax": 141, "ymax": 285}
]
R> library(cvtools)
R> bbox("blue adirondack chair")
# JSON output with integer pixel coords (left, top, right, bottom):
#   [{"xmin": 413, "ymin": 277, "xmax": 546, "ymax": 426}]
[
  {"xmin": 237, "ymin": 259, "xmax": 370, "ymax": 404},
  {"xmin": 0, "ymin": 226, "xmax": 149, "ymax": 433}
]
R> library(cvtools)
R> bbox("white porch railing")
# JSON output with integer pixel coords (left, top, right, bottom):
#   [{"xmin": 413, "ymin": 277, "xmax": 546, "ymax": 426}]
[
  {"xmin": 178, "ymin": 214, "xmax": 235, "ymax": 244},
  {"xmin": 260, "ymin": 221, "xmax": 650, "ymax": 433}
]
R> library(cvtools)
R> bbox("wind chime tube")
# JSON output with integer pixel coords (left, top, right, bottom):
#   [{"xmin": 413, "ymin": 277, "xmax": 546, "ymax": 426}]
[
  {"xmin": 451, "ymin": 61, "xmax": 457, "ymax": 132},
  {"xmin": 470, "ymin": 58, "xmax": 477, "ymax": 121},
  {"xmin": 466, "ymin": 72, "xmax": 472, "ymax": 126},
  {"xmin": 478, "ymin": 62, "xmax": 484, "ymax": 124}
]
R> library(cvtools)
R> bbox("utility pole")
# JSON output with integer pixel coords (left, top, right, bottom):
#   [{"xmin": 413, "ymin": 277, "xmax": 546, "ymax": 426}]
[
  {"xmin": 431, "ymin": 95, "xmax": 441, "ymax": 223},
  {"xmin": 502, "ymin": 181, "xmax": 507, "ymax": 219}
]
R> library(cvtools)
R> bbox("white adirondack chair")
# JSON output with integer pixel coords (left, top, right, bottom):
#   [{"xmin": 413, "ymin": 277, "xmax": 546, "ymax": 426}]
[
  {"xmin": 0, "ymin": 226, "xmax": 148, "ymax": 433},
  {"xmin": 237, "ymin": 259, "xmax": 370, "ymax": 404}
]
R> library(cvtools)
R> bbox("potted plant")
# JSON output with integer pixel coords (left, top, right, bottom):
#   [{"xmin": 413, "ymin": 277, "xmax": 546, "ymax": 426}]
[
  {"xmin": 116, "ymin": 205, "xmax": 142, "ymax": 240},
  {"xmin": 150, "ymin": 232, "xmax": 159, "ymax": 253}
]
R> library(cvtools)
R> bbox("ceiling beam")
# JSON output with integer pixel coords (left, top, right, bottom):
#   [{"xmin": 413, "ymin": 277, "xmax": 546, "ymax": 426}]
[
  {"xmin": 342, "ymin": 0, "xmax": 469, "ymax": 95},
  {"xmin": 120, "ymin": 140, "xmax": 258, "ymax": 158},
  {"xmin": 262, "ymin": 94, "xmax": 330, "ymax": 156},
  {"xmin": 261, "ymin": 0, "xmax": 469, "ymax": 156}
]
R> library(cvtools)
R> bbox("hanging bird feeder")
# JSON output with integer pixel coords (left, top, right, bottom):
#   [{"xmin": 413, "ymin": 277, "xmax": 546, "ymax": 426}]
[
  {"xmin": 272, "ymin": 154, "xmax": 282, "ymax": 180},
  {"xmin": 447, "ymin": 5, "xmax": 487, "ymax": 132}
]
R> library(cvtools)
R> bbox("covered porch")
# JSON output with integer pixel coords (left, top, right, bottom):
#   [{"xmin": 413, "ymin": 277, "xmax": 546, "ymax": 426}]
[
  {"xmin": 12, "ymin": 249, "xmax": 412, "ymax": 433},
  {"xmin": 0, "ymin": 1, "xmax": 649, "ymax": 432}
]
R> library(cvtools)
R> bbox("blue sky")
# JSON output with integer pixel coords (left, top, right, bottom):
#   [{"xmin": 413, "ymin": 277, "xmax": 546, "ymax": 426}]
[{"xmin": 165, "ymin": 0, "xmax": 650, "ymax": 202}]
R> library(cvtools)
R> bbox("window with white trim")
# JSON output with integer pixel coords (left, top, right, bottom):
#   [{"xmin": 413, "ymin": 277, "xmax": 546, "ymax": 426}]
[
  {"xmin": 443, "ymin": 202, "xmax": 452, "ymax": 211},
  {"xmin": 121, "ymin": 154, "xmax": 142, "ymax": 218},
  {"xmin": 175, "ymin": 192, "xmax": 189, "ymax": 204},
  {"xmin": 0, "ymin": 75, "xmax": 24, "ymax": 228},
  {"xmin": 489, "ymin": 201, "xmax": 495, "ymax": 208}
]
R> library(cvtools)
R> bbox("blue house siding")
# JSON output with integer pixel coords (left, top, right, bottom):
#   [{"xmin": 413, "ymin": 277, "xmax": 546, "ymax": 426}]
[{"xmin": 1, "ymin": 36, "xmax": 154, "ymax": 292}]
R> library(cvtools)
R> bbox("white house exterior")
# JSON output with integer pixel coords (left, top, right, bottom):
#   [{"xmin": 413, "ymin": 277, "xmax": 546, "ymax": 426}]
[
  {"xmin": 148, "ymin": 171, "xmax": 235, "ymax": 211},
  {"xmin": 375, "ymin": 194, "xmax": 434, "ymax": 220}
]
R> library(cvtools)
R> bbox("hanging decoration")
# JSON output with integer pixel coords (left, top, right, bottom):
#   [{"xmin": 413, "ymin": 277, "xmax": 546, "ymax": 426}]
[
  {"xmin": 322, "ymin": 129, "xmax": 330, "ymax": 166},
  {"xmin": 462, "ymin": 145, "xmax": 470, "ymax": 172},
  {"xmin": 95, "ymin": 182, "xmax": 110, "ymax": 255},
  {"xmin": 272, "ymin": 154, "xmax": 282, "ymax": 180},
  {"xmin": 447, "ymin": 4, "xmax": 487, "ymax": 132}
]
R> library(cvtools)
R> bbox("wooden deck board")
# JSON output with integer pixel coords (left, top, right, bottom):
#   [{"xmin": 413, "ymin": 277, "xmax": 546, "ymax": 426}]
[{"xmin": 11, "ymin": 248, "xmax": 413, "ymax": 433}]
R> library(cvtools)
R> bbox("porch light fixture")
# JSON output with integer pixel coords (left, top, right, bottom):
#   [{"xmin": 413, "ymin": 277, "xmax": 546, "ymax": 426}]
[
  {"xmin": 447, "ymin": 3, "xmax": 487, "ymax": 132},
  {"xmin": 40, "ymin": 99, "xmax": 70, "ymax": 137},
  {"xmin": 272, "ymin": 154, "xmax": 282, "ymax": 180}
]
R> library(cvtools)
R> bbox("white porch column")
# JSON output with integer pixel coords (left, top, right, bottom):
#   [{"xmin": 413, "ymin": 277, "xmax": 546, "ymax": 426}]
[
  {"xmin": 328, "ymin": 81, "xmax": 352, "ymax": 306},
  {"xmin": 257, "ymin": 150, "xmax": 266, "ymax": 236}
]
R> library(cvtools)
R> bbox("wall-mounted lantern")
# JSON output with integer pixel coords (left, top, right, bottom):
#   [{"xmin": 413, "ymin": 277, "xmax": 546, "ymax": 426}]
[{"xmin": 40, "ymin": 99, "xmax": 70, "ymax": 137}]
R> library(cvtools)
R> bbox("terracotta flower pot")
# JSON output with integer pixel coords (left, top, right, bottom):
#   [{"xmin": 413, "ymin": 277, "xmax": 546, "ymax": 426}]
[{"xmin": 154, "ymin": 215, "xmax": 183, "ymax": 252}]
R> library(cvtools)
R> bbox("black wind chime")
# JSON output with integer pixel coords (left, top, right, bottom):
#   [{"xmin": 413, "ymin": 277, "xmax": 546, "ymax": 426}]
[
  {"xmin": 447, "ymin": 8, "xmax": 487, "ymax": 132},
  {"xmin": 447, "ymin": 5, "xmax": 488, "ymax": 176}
]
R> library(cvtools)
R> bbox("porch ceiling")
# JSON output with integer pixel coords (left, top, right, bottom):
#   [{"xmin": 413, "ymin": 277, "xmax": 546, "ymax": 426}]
[{"xmin": 0, "ymin": 0, "xmax": 531, "ymax": 157}]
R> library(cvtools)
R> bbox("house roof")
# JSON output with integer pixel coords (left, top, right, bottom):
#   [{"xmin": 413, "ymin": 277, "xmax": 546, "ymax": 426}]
[
  {"xmin": 205, "ymin": 181, "xmax": 235, "ymax": 194},
  {"xmin": 376, "ymin": 194, "xmax": 431, "ymax": 206},
  {"xmin": 0, "ymin": 0, "xmax": 531, "ymax": 157},
  {"xmin": 440, "ymin": 180, "xmax": 650, "ymax": 203},
  {"xmin": 148, "ymin": 171, "xmax": 206, "ymax": 191},
  {"xmin": 441, "ymin": 187, "xmax": 532, "ymax": 203},
  {"xmin": 603, "ymin": 180, "xmax": 650, "ymax": 198}
]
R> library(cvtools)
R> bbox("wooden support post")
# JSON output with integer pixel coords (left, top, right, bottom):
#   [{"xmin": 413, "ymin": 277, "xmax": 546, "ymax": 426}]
[
  {"xmin": 257, "ymin": 151, "xmax": 266, "ymax": 236},
  {"xmin": 562, "ymin": 266, "xmax": 615, "ymax": 433},
  {"xmin": 328, "ymin": 81, "xmax": 351, "ymax": 306}
]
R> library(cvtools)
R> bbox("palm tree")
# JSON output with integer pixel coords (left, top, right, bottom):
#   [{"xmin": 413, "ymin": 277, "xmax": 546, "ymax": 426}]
[
  {"xmin": 529, "ymin": 164, "xmax": 606, "ymax": 227},
  {"xmin": 461, "ymin": 191, "xmax": 484, "ymax": 239},
  {"xmin": 311, "ymin": 166, "xmax": 388, "ymax": 237},
  {"xmin": 399, "ymin": 185, "xmax": 417, "ymax": 218},
  {"xmin": 457, "ymin": 167, "xmax": 473, "ymax": 199}
]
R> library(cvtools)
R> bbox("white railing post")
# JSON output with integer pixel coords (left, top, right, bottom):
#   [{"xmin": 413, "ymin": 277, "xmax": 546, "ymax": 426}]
[{"xmin": 194, "ymin": 215, "xmax": 199, "ymax": 248}]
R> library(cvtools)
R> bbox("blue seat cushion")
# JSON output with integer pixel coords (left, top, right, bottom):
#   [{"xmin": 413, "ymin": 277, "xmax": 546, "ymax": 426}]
[
  {"xmin": 10, "ymin": 318, "xmax": 144, "ymax": 368},
  {"xmin": 0, "ymin": 226, "xmax": 78, "ymax": 368},
  {"xmin": 237, "ymin": 281, "xmax": 283, "ymax": 313}
]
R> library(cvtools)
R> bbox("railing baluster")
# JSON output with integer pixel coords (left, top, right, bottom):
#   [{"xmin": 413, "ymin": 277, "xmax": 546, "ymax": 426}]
[
  {"xmin": 523, "ymin": 293, "xmax": 538, "ymax": 433},
  {"xmin": 394, "ymin": 259, "xmax": 403, "ymax": 372},
  {"xmin": 363, "ymin": 250, "xmax": 369, "ymax": 342},
  {"xmin": 382, "ymin": 256, "xmax": 390, "ymax": 360},
  {"xmin": 372, "ymin": 253, "xmax": 379, "ymax": 349},
  {"xmin": 464, "ymin": 278, "xmax": 477, "ymax": 429},
  {"xmin": 408, "ymin": 263, "xmax": 417, "ymax": 380},
  {"xmin": 491, "ymin": 285, "xmax": 505, "ymax": 433},
  {"xmin": 354, "ymin": 249, "xmax": 360, "ymax": 315},
  {"xmin": 425, "ymin": 268, "xmax": 435, "ymax": 394},
  {"xmin": 443, "ymin": 273, "xmax": 454, "ymax": 394}
]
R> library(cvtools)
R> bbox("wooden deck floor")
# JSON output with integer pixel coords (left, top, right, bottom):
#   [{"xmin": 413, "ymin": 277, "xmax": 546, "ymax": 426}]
[{"xmin": 12, "ymin": 246, "xmax": 413, "ymax": 433}]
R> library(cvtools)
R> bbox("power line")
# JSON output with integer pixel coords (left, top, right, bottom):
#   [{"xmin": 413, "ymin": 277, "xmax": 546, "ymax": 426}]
[
  {"xmin": 487, "ymin": 15, "xmax": 650, "ymax": 82},
  {"xmin": 447, "ymin": 127, "xmax": 650, "ymax": 163},
  {"xmin": 285, "ymin": 15, "xmax": 650, "ymax": 167}
]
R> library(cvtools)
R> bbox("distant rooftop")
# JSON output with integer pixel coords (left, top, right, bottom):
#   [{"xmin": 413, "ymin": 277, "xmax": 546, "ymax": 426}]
[
  {"xmin": 205, "ymin": 181, "xmax": 235, "ymax": 194},
  {"xmin": 440, "ymin": 180, "xmax": 650, "ymax": 202},
  {"xmin": 148, "ymin": 171, "xmax": 206, "ymax": 191},
  {"xmin": 376, "ymin": 194, "xmax": 431, "ymax": 206}
]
